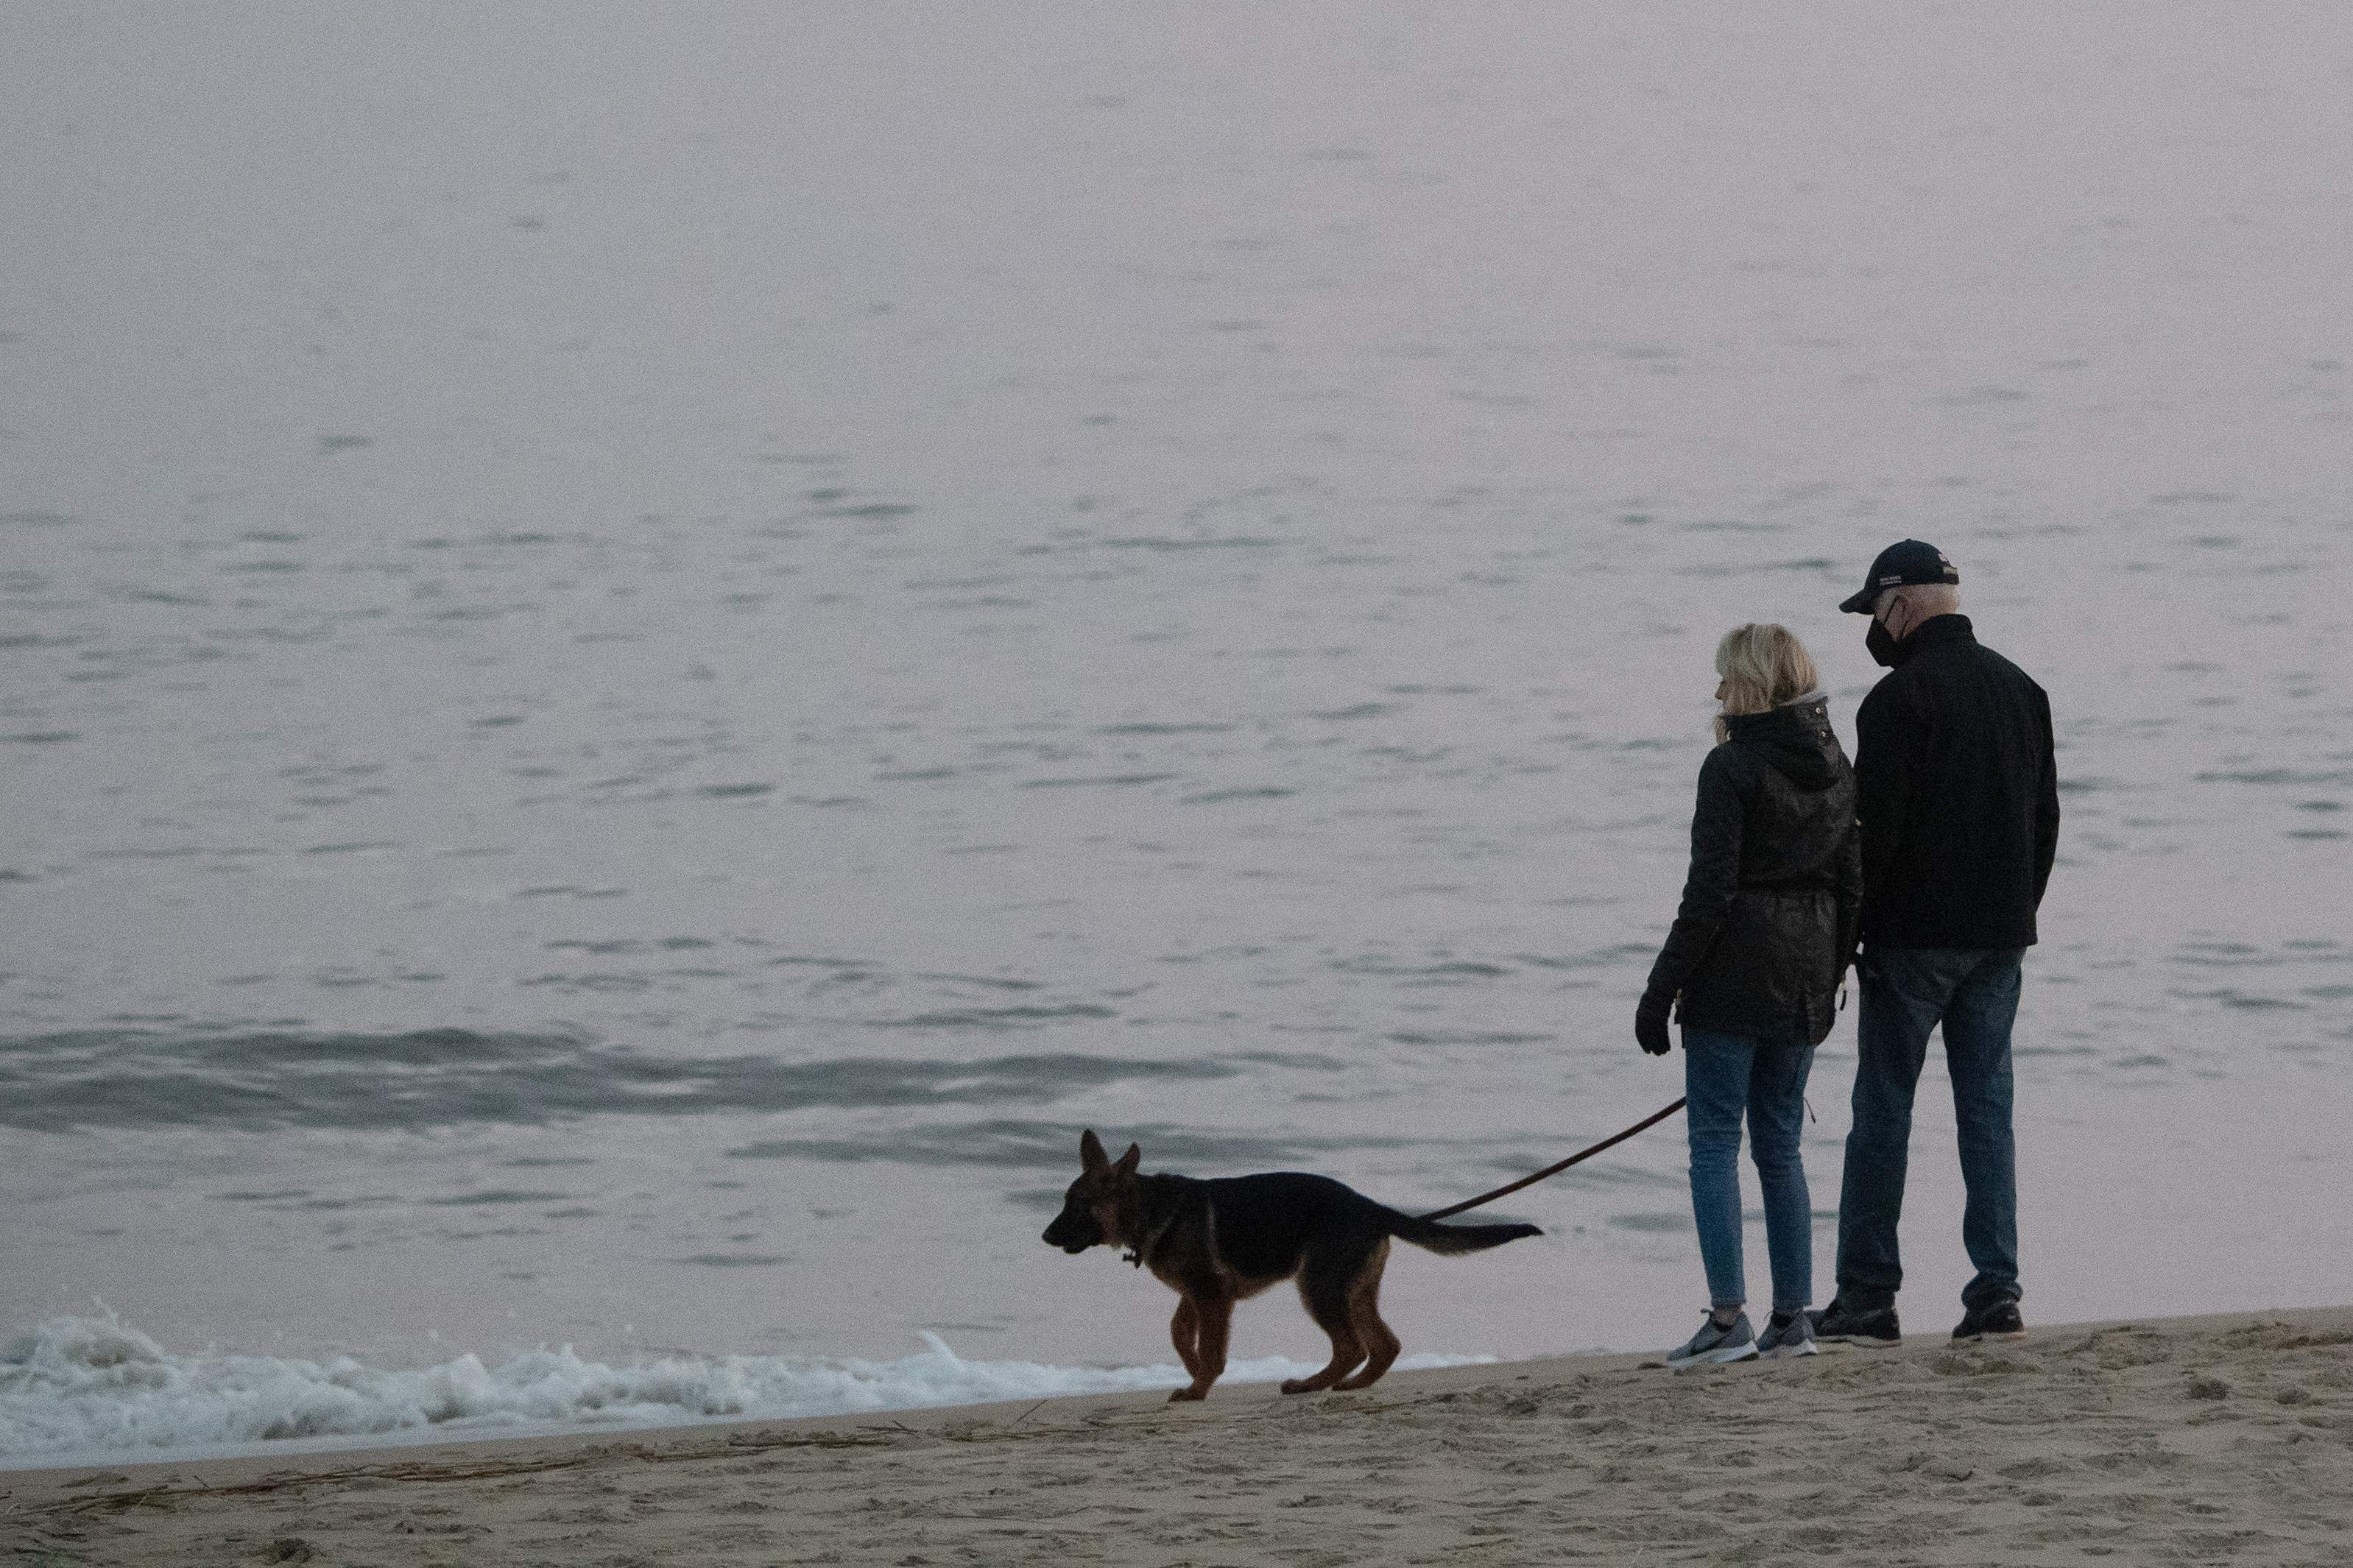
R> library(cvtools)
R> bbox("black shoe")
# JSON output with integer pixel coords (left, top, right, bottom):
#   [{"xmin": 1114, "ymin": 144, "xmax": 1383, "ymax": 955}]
[
  {"xmin": 1952, "ymin": 1300, "xmax": 2025, "ymax": 1342},
  {"xmin": 1808, "ymin": 1296, "xmax": 1901, "ymax": 1347}
]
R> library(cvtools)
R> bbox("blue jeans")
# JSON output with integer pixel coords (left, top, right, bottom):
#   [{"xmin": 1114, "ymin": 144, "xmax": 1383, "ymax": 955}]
[
  {"xmin": 1682, "ymin": 1027, "xmax": 1815, "ymax": 1315},
  {"xmin": 1835, "ymin": 946, "xmax": 2024, "ymax": 1313}
]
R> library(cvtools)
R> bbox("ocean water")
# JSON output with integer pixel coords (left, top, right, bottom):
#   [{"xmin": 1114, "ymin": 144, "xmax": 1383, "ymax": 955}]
[{"xmin": 3, "ymin": 3, "xmax": 2350, "ymax": 1464}]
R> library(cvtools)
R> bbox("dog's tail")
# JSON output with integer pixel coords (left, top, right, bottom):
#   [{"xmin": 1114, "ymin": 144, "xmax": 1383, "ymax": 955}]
[{"xmin": 1382, "ymin": 1209, "xmax": 1542, "ymax": 1256}]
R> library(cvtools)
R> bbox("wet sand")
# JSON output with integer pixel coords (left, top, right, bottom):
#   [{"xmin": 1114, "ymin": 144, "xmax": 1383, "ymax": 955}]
[{"xmin": 9, "ymin": 1306, "xmax": 2351, "ymax": 1567}]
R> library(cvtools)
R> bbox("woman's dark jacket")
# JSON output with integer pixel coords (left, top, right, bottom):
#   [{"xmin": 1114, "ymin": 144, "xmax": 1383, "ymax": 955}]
[{"xmin": 1640, "ymin": 695, "xmax": 1863, "ymax": 1048}]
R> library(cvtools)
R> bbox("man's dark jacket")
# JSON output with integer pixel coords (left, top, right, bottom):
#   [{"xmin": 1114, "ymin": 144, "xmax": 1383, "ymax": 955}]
[
  {"xmin": 1854, "ymin": 614, "xmax": 2059, "ymax": 950},
  {"xmin": 1641, "ymin": 694, "xmax": 1863, "ymax": 1047}
]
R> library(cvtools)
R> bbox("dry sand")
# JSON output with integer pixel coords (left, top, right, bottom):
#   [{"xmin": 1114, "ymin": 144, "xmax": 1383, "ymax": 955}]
[{"xmin": 7, "ymin": 1307, "xmax": 2352, "ymax": 1567}]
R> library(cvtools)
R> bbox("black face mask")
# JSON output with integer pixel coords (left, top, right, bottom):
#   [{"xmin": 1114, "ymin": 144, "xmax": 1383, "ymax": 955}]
[{"xmin": 1866, "ymin": 615, "xmax": 1902, "ymax": 668}]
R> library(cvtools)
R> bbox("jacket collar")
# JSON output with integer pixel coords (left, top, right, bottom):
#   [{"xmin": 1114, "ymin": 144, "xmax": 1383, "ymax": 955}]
[
  {"xmin": 1886, "ymin": 612, "xmax": 1973, "ymax": 665},
  {"xmin": 1724, "ymin": 691, "xmax": 1830, "ymax": 741}
]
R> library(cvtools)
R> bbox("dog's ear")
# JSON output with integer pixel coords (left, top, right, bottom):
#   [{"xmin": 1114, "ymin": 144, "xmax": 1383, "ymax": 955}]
[
  {"xmin": 1113, "ymin": 1142, "xmax": 1141, "ymax": 1179},
  {"xmin": 1079, "ymin": 1129, "xmax": 1108, "ymax": 1173}
]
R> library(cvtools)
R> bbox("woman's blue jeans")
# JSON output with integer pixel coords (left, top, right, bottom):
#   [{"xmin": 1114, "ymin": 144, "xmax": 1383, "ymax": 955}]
[{"xmin": 1683, "ymin": 1026, "xmax": 1815, "ymax": 1315}]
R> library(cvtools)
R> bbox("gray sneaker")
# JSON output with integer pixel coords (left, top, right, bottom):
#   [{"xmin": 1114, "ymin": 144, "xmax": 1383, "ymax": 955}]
[
  {"xmin": 1757, "ymin": 1310, "xmax": 1818, "ymax": 1359},
  {"xmin": 1665, "ymin": 1311, "xmax": 1757, "ymax": 1369}
]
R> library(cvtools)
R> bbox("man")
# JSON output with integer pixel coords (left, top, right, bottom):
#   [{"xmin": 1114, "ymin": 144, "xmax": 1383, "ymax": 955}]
[{"xmin": 1812, "ymin": 540, "xmax": 2060, "ymax": 1347}]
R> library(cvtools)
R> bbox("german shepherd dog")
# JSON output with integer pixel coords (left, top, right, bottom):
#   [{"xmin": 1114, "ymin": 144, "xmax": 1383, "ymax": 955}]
[{"xmin": 1042, "ymin": 1130, "xmax": 1541, "ymax": 1401}]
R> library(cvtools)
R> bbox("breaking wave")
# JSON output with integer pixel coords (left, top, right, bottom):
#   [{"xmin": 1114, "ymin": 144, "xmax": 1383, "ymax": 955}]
[{"xmin": 0, "ymin": 1316, "xmax": 1490, "ymax": 1466}]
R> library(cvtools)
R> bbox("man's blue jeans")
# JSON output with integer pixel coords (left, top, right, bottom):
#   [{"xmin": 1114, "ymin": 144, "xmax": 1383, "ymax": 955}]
[
  {"xmin": 1835, "ymin": 946, "xmax": 2025, "ymax": 1313},
  {"xmin": 1683, "ymin": 1027, "xmax": 1815, "ymax": 1315}
]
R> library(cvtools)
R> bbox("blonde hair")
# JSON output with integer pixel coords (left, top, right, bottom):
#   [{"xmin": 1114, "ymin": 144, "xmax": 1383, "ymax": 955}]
[{"xmin": 1713, "ymin": 624, "xmax": 1818, "ymax": 744}]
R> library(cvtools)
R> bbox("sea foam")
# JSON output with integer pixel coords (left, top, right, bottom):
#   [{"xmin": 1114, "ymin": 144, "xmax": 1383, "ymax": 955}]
[{"xmin": 0, "ymin": 1316, "xmax": 1491, "ymax": 1466}]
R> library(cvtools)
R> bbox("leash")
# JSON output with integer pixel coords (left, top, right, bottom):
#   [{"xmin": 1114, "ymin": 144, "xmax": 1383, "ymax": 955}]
[{"xmin": 1416, "ymin": 1098, "xmax": 1688, "ymax": 1221}]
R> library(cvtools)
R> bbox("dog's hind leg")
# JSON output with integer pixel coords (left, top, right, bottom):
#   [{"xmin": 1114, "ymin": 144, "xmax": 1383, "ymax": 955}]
[
  {"xmin": 1169, "ymin": 1296, "xmax": 1203, "ymax": 1380},
  {"xmin": 1168, "ymin": 1290, "xmax": 1232, "ymax": 1401},
  {"xmin": 1280, "ymin": 1249, "xmax": 1370, "ymax": 1394},
  {"xmin": 1334, "ymin": 1239, "xmax": 1401, "ymax": 1391}
]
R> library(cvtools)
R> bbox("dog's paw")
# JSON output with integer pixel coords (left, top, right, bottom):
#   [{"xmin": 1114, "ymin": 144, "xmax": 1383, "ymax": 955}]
[
  {"xmin": 1167, "ymin": 1385, "xmax": 1208, "ymax": 1402},
  {"xmin": 1278, "ymin": 1378, "xmax": 1316, "ymax": 1396}
]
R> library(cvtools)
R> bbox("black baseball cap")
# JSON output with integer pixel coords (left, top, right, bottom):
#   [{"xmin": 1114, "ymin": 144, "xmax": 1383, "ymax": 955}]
[{"xmin": 1839, "ymin": 539, "xmax": 1959, "ymax": 614}]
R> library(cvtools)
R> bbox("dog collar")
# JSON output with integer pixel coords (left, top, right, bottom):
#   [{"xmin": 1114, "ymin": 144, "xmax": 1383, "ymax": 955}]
[{"xmin": 1125, "ymin": 1210, "xmax": 1179, "ymax": 1269}]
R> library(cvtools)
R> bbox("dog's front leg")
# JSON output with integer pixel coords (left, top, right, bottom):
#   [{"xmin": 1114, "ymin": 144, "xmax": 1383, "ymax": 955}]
[
  {"xmin": 1169, "ymin": 1291, "xmax": 1231, "ymax": 1401},
  {"xmin": 1169, "ymin": 1296, "xmax": 1203, "ymax": 1380}
]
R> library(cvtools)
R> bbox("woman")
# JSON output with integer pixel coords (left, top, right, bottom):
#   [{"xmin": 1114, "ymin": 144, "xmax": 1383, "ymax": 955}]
[{"xmin": 1637, "ymin": 624, "xmax": 1861, "ymax": 1366}]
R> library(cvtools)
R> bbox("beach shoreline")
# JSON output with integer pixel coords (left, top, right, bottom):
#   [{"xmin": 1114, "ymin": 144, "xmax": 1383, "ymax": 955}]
[{"xmin": 10, "ymin": 1304, "xmax": 2351, "ymax": 1565}]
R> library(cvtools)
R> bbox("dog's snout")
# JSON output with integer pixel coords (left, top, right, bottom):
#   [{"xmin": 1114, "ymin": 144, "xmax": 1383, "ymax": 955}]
[{"xmin": 1042, "ymin": 1207, "xmax": 1099, "ymax": 1254}]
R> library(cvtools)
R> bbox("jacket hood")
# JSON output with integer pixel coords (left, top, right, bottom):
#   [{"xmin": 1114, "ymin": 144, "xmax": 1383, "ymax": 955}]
[{"xmin": 1724, "ymin": 692, "xmax": 1842, "ymax": 790}]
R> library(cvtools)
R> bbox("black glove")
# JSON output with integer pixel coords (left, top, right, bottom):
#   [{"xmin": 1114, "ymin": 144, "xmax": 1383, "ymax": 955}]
[{"xmin": 1635, "ymin": 997, "xmax": 1673, "ymax": 1056}]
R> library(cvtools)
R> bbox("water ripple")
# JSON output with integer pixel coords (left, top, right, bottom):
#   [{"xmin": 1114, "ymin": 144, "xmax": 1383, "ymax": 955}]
[{"xmin": 0, "ymin": 1031, "xmax": 1246, "ymax": 1133}]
